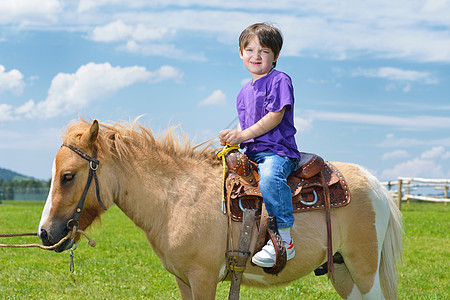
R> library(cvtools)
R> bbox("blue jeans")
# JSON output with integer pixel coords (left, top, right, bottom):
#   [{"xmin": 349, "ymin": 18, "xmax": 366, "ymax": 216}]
[{"xmin": 248, "ymin": 152, "xmax": 298, "ymax": 229}]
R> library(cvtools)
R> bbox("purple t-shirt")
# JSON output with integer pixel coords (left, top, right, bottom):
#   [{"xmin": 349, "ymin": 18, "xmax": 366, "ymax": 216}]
[{"xmin": 237, "ymin": 70, "xmax": 301, "ymax": 159}]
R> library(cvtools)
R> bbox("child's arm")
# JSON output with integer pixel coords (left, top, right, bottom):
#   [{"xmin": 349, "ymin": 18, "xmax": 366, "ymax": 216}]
[{"xmin": 219, "ymin": 108, "xmax": 285, "ymax": 145}]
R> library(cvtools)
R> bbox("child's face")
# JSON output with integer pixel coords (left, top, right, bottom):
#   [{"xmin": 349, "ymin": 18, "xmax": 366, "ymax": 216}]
[{"xmin": 239, "ymin": 36, "xmax": 278, "ymax": 81}]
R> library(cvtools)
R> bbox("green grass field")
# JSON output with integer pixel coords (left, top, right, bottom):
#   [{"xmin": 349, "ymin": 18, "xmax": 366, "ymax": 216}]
[{"xmin": 0, "ymin": 201, "xmax": 448, "ymax": 299}]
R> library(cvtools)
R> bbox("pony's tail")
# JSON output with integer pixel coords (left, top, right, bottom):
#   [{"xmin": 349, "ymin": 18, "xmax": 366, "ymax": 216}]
[{"xmin": 379, "ymin": 189, "xmax": 403, "ymax": 300}]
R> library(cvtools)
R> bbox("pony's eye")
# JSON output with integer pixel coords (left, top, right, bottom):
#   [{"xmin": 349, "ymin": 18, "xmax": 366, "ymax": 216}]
[{"xmin": 62, "ymin": 173, "xmax": 75, "ymax": 184}]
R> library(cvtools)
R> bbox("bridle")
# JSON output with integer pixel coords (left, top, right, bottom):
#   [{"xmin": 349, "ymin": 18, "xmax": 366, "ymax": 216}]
[{"xmin": 62, "ymin": 143, "xmax": 107, "ymax": 230}]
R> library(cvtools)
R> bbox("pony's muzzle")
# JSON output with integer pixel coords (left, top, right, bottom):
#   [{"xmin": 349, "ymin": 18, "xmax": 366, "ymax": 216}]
[{"xmin": 39, "ymin": 224, "xmax": 74, "ymax": 252}]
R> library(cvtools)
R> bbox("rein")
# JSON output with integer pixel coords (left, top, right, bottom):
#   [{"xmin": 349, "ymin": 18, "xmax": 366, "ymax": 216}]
[
  {"xmin": 217, "ymin": 144, "xmax": 241, "ymax": 214},
  {"xmin": 62, "ymin": 143, "xmax": 107, "ymax": 229}
]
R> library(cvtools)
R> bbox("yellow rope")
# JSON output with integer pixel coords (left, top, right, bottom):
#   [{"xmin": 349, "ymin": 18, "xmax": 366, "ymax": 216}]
[
  {"xmin": 217, "ymin": 144, "xmax": 240, "ymax": 213},
  {"xmin": 0, "ymin": 228, "xmax": 96, "ymax": 250}
]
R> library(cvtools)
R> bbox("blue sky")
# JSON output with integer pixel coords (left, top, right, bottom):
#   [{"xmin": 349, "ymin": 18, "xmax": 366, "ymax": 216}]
[{"xmin": 1, "ymin": 0, "xmax": 449, "ymax": 182}]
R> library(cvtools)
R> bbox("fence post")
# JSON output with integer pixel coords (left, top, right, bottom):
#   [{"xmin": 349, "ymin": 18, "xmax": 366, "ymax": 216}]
[
  {"xmin": 397, "ymin": 178, "xmax": 402, "ymax": 209},
  {"xmin": 445, "ymin": 185, "xmax": 448, "ymax": 206},
  {"xmin": 406, "ymin": 180, "xmax": 410, "ymax": 204}
]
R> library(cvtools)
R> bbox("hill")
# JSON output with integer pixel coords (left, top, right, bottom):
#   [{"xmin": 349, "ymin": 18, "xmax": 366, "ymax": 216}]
[
  {"xmin": 0, "ymin": 167, "xmax": 49, "ymax": 201},
  {"xmin": 0, "ymin": 167, "xmax": 33, "ymax": 182}
]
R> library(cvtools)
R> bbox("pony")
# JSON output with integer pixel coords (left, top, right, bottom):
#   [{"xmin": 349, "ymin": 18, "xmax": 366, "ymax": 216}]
[{"xmin": 38, "ymin": 119, "xmax": 402, "ymax": 299}]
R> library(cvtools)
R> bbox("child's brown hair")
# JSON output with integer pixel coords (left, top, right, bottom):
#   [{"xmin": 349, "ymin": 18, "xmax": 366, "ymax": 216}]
[{"xmin": 239, "ymin": 23, "xmax": 283, "ymax": 68}]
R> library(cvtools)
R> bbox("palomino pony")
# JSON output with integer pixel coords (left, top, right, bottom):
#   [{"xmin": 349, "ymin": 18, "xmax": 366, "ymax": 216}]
[{"xmin": 38, "ymin": 119, "xmax": 402, "ymax": 299}]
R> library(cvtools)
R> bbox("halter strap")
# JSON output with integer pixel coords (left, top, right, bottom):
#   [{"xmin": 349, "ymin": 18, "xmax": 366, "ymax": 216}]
[
  {"xmin": 62, "ymin": 143, "xmax": 107, "ymax": 229},
  {"xmin": 63, "ymin": 143, "xmax": 99, "ymax": 167}
]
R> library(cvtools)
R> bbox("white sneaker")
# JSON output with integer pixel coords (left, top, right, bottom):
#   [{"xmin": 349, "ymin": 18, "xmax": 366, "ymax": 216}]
[{"xmin": 252, "ymin": 239, "xmax": 295, "ymax": 268}]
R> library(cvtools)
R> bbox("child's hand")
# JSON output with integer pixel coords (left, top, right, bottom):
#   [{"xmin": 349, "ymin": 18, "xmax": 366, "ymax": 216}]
[{"xmin": 219, "ymin": 129, "xmax": 243, "ymax": 146}]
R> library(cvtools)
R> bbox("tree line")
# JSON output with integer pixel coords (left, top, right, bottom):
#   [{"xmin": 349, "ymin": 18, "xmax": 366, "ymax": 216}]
[{"xmin": 0, "ymin": 178, "xmax": 51, "ymax": 201}]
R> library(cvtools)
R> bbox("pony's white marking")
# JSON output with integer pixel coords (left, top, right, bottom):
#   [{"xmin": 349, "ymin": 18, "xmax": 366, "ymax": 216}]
[
  {"xmin": 242, "ymin": 273, "xmax": 268, "ymax": 285},
  {"xmin": 359, "ymin": 167, "xmax": 389, "ymax": 299},
  {"xmin": 38, "ymin": 159, "xmax": 56, "ymax": 235},
  {"xmin": 362, "ymin": 167, "xmax": 390, "ymax": 256},
  {"xmin": 348, "ymin": 284, "xmax": 363, "ymax": 299},
  {"xmin": 366, "ymin": 174, "xmax": 390, "ymax": 249},
  {"xmin": 362, "ymin": 270, "xmax": 384, "ymax": 299},
  {"xmin": 218, "ymin": 263, "xmax": 227, "ymax": 281}
]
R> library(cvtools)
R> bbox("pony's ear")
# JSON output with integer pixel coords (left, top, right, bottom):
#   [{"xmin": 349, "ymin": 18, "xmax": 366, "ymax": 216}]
[{"xmin": 83, "ymin": 120, "xmax": 99, "ymax": 146}]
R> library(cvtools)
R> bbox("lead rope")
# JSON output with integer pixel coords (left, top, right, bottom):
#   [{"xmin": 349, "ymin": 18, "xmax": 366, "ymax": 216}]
[
  {"xmin": 0, "ymin": 228, "xmax": 96, "ymax": 249},
  {"xmin": 0, "ymin": 228, "xmax": 96, "ymax": 273}
]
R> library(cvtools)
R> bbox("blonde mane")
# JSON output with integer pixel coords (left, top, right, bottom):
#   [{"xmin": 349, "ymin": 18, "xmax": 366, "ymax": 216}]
[{"xmin": 62, "ymin": 118, "xmax": 220, "ymax": 167}]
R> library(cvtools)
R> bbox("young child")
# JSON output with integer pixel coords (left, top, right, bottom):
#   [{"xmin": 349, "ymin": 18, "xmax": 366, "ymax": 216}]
[{"xmin": 219, "ymin": 23, "xmax": 301, "ymax": 268}]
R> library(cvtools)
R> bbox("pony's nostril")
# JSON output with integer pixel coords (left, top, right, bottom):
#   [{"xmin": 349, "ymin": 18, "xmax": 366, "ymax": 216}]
[{"xmin": 40, "ymin": 229, "xmax": 48, "ymax": 241}]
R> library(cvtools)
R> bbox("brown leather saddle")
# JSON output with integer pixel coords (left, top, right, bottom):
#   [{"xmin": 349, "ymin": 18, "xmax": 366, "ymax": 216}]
[
  {"xmin": 224, "ymin": 150, "xmax": 351, "ymax": 222},
  {"xmin": 223, "ymin": 150, "xmax": 350, "ymax": 276}
]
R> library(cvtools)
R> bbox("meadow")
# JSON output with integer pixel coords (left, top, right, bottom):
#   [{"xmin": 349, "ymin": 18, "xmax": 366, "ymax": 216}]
[{"xmin": 0, "ymin": 200, "xmax": 448, "ymax": 299}]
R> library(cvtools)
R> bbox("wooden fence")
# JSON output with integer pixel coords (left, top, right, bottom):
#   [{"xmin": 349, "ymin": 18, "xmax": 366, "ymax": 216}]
[{"xmin": 383, "ymin": 177, "xmax": 450, "ymax": 209}]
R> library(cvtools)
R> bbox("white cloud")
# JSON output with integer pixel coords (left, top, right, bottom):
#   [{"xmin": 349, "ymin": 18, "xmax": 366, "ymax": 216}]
[
  {"xmin": 352, "ymin": 67, "xmax": 438, "ymax": 92},
  {"xmin": 198, "ymin": 90, "xmax": 226, "ymax": 106},
  {"xmin": 13, "ymin": 62, "xmax": 183, "ymax": 119},
  {"xmin": 382, "ymin": 150, "xmax": 410, "ymax": 160},
  {"xmin": 132, "ymin": 24, "xmax": 175, "ymax": 41},
  {"xmin": 125, "ymin": 41, "xmax": 177, "ymax": 56},
  {"xmin": 308, "ymin": 110, "xmax": 450, "ymax": 130},
  {"xmin": 423, "ymin": 0, "xmax": 449, "ymax": 12},
  {"xmin": 421, "ymin": 146, "xmax": 446, "ymax": 159},
  {"xmin": 401, "ymin": 84, "xmax": 411, "ymax": 93},
  {"xmin": 76, "ymin": 0, "xmax": 292, "ymax": 12},
  {"xmin": 295, "ymin": 116, "xmax": 313, "ymax": 133},
  {"xmin": 381, "ymin": 157, "xmax": 445, "ymax": 180},
  {"xmin": 379, "ymin": 135, "xmax": 424, "ymax": 148},
  {"xmin": 78, "ymin": 0, "xmax": 148, "ymax": 12},
  {"xmin": 380, "ymin": 147, "xmax": 449, "ymax": 180},
  {"xmin": 90, "ymin": 20, "xmax": 132, "ymax": 42},
  {"xmin": 90, "ymin": 19, "xmax": 203, "ymax": 60},
  {"xmin": 14, "ymin": 99, "xmax": 35, "ymax": 115},
  {"xmin": 353, "ymin": 67, "xmax": 438, "ymax": 84},
  {"xmin": 3, "ymin": 1, "xmax": 450, "ymax": 62},
  {"xmin": 353, "ymin": 67, "xmax": 437, "ymax": 84},
  {"xmin": 0, "ymin": 65, "xmax": 25, "ymax": 95},
  {"xmin": 431, "ymin": 138, "xmax": 450, "ymax": 147},
  {"xmin": 0, "ymin": 104, "xmax": 14, "ymax": 121},
  {"xmin": 0, "ymin": 0, "xmax": 61, "ymax": 25},
  {"xmin": 379, "ymin": 134, "xmax": 450, "ymax": 148},
  {"xmin": 123, "ymin": 41, "xmax": 206, "ymax": 61},
  {"xmin": 91, "ymin": 20, "xmax": 174, "ymax": 42},
  {"xmin": 77, "ymin": 2, "xmax": 450, "ymax": 62},
  {"xmin": 150, "ymin": 65, "xmax": 183, "ymax": 83},
  {"xmin": 282, "ymin": 1, "xmax": 450, "ymax": 62}
]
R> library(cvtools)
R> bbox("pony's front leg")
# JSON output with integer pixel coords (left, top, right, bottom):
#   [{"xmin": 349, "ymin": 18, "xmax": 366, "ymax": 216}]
[
  {"xmin": 175, "ymin": 277, "xmax": 194, "ymax": 300},
  {"xmin": 175, "ymin": 269, "xmax": 219, "ymax": 300}
]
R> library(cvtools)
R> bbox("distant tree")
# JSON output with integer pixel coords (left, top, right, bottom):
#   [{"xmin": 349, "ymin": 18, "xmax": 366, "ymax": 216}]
[
  {"xmin": 0, "ymin": 178, "xmax": 3, "ymax": 203},
  {"xmin": 0, "ymin": 177, "xmax": 49, "ymax": 201},
  {"xmin": 0, "ymin": 179, "xmax": 3, "ymax": 202},
  {"xmin": 5, "ymin": 180, "xmax": 14, "ymax": 200}
]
